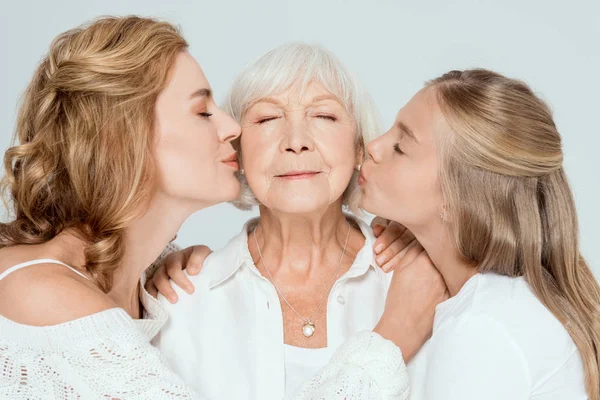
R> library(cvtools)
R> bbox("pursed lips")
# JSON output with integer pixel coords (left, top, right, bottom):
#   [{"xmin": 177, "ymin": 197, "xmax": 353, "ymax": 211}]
[{"xmin": 221, "ymin": 153, "xmax": 239, "ymax": 170}]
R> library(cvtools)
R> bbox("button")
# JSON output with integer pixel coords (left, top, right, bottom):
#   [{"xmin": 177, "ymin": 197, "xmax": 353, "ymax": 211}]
[{"xmin": 337, "ymin": 295, "xmax": 346, "ymax": 304}]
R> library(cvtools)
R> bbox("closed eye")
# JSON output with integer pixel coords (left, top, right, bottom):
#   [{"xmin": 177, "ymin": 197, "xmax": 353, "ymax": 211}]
[
  {"xmin": 316, "ymin": 115, "xmax": 337, "ymax": 121},
  {"xmin": 394, "ymin": 143, "xmax": 404, "ymax": 154},
  {"xmin": 257, "ymin": 116, "xmax": 279, "ymax": 124}
]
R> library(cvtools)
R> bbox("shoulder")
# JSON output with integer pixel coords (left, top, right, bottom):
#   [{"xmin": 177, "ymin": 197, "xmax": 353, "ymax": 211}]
[
  {"xmin": 467, "ymin": 274, "xmax": 571, "ymax": 341},
  {"xmin": 435, "ymin": 273, "xmax": 577, "ymax": 378},
  {"xmin": 0, "ymin": 260, "xmax": 116, "ymax": 326}
]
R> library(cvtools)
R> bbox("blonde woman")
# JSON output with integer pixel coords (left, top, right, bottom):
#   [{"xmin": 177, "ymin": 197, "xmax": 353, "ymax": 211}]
[
  {"xmin": 0, "ymin": 17, "xmax": 445, "ymax": 399},
  {"xmin": 360, "ymin": 69, "xmax": 600, "ymax": 399}
]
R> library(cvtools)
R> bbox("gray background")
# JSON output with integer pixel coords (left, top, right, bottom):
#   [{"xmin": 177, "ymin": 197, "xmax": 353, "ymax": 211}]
[{"xmin": 1, "ymin": 0, "xmax": 598, "ymax": 278}]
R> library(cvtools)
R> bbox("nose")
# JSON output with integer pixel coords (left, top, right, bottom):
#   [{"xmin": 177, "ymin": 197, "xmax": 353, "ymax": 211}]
[
  {"xmin": 280, "ymin": 118, "xmax": 315, "ymax": 154},
  {"xmin": 217, "ymin": 109, "xmax": 242, "ymax": 143},
  {"xmin": 367, "ymin": 134, "xmax": 385, "ymax": 163}
]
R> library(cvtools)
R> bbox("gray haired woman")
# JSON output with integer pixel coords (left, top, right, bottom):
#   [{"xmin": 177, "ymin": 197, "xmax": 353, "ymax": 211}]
[{"xmin": 148, "ymin": 43, "xmax": 447, "ymax": 399}]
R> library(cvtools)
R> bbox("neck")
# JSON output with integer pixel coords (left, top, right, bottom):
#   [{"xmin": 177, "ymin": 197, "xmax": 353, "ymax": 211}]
[
  {"xmin": 108, "ymin": 193, "xmax": 199, "ymax": 318},
  {"xmin": 252, "ymin": 203, "xmax": 358, "ymax": 282},
  {"xmin": 411, "ymin": 220, "xmax": 477, "ymax": 297}
]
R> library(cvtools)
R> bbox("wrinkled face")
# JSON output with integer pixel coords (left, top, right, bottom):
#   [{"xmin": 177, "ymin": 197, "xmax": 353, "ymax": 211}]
[
  {"xmin": 360, "ymin": 87, "xmax": 444, "ymax": 231},
  {"xmin": 153, "ymin": 52, "xmax": 242, "ymax": 209},
  {"xmin": 240, "ymin": 81, "xmax": 359, "ymax": 214}
]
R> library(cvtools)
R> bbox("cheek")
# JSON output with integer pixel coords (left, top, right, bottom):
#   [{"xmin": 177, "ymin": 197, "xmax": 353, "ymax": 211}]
[
  {"xmin": 154, "ymin": 116, "xmax": 221, "ymax": 195},
  {"xmin": 316, "ymin": 127, "xmax": 357, "ymax": 183},
  {"xmin": 390, "ymin": 157, "xmax": 442, "ymax": 223},
  {"xmin": 240, "ymin": 131, "xmax": 277, "ymax": 198}
]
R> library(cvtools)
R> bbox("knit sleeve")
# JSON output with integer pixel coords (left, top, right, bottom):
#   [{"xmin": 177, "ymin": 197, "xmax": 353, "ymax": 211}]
[
  {"xmin": 0, "ymin": 313, "xmax": 205, "ymax": 400},
  {"xmin": 292, "ymin": 331, "xmax": 410, "ymax": 400}
]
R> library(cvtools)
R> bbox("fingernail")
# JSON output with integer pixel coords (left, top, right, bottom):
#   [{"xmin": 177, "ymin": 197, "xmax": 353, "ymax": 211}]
[
  {"xmin": 188, "ymin": 265, "xmax": 199, "ymax": 274},
  {"xmin": 374, "ymin": 243, "xmax": 384, "ymax": 254},
  {"xmin": 185, "ymin": 285, "xmax": 194, "ymax": 294},
  {"xmin": 376, "ymin": 254, "xmax": 387, "ymax": 266},
  {"xmin": 382, "ymin": 263, "xmax": 392, "ymax": 272},
  {"xmin": 169, "ymin": 295, "xmax": 178, "ymax": 304}
]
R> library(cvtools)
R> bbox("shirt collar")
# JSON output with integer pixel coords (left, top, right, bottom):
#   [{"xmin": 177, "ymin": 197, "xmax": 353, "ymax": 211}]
[{"xmin": 207, "ymin": 214, "xmax": 383, "ymax": 290}]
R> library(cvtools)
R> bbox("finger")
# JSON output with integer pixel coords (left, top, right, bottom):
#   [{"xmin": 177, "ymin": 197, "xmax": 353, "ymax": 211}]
[
  {"xmin": 186, "ymin": 245, "xmax": 212, "ymax": 275},
  {"xmin": 382, "ymin": 239, "xmax": 423, "ymax": 273},
  {"xmin": 144, "ymin": 280, "xmax": 159, "ymax": 299},
  {"xmin": 374, "ymin": 221, "xmax": 407, "ymax": 255},
  {"xmin": 370, "ymin": 217, "xmax": 389, "ymax": 238},
  {"xmin": 375, "ymin": 233, "xmax": 414, "ymax": 268},
  {"xmin": 168, "ymin": 265, "xmax": 194, "ymax": 294},
  {"xmin": 166, "ymin": 251, "xmax": 194, "ymax": 294},
  {"xmin": 153, "ymin": 264, "xmax": 178, "ymax": 304}
]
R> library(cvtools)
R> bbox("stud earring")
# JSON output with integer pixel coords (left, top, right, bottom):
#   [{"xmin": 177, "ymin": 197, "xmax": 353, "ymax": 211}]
[{"xmin": 356, "ymin": 164, "xmax": 362, "ymax": 171}]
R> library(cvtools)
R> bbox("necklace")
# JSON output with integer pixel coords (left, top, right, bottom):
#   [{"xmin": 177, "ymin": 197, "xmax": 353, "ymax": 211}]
[{"xmin": 252, "ymin": 221, "xmax": 351, "ymax": 338}]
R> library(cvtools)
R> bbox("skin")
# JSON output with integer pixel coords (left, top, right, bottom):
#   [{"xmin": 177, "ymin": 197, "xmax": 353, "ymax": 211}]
[
  {"xmin": 243, "ymin": 81, "xmax": 367, "ymax": 348},
  {"xmin": 360, "ymin": 86, "xmax": 477, "ymax": 297},
  {"xmin": 149, "ymin": 81, "xmax": 448, "ymax": 350},
  {"xmin": 0, "ymin": 51, "xmax": 242, "ymax": 324}
]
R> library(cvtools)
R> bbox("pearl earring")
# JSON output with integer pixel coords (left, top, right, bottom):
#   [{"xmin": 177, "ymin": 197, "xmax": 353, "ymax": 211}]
[
  {"xmin": 356, "ymin": 164, "xmax": 362, "ymax": 171},
  {"xmin": 240, "ymin": 168, "xmax": 245, "ymax": 175}
]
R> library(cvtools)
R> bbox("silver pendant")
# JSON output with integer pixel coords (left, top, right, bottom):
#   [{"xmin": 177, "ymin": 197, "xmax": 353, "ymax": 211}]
[{"xmin": 302, "ymin": 322, "xmax": 315, "ymax": 338}]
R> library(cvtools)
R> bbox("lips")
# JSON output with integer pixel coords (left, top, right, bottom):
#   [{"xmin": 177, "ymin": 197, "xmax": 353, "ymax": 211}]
[
  {"xmin": 222, "ymin": 153, "xmax": 239, "ymax": 170},
  {"xmin": 275, "ymin": 170, "xmax": 321, "ymax": 180}
]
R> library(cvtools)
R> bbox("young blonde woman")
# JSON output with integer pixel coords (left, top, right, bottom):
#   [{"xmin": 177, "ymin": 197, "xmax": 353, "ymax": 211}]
[
  {"xmin": 360, "ymin": 69, "xmax": 600, "ymax": 399},
  {"xmin": 0, "ymin": 16, "xmax": 446, "ymax": 399}
]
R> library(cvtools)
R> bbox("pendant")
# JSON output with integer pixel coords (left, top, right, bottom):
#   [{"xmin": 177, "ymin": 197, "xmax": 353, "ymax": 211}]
[{"xmin": 302, "ymin": 322, "xmax": 315, "ymax": 338}]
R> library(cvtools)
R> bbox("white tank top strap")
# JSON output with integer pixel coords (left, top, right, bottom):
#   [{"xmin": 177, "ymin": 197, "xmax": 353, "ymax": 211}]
[{"xmin": 0, "ymin": 258, "xmax": 90, "ymax": 281}]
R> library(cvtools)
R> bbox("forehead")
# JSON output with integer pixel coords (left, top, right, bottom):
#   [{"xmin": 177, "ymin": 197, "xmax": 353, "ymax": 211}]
[
  {"xmin": 395, "ymin": 87, "xmax": 441, "ymax": 141},
  {"xmin": 164, "ymin": 52, "xmax": 210, "ymax": 97},
  {"xmin": 253, "ymin": 80, "xmax": 344, "ymax": 107}
]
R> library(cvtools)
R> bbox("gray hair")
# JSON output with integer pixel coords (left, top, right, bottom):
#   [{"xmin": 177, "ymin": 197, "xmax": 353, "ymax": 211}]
[{"xmin": 224, "ymin": 42, "xmax": 381, "ymax": 214}]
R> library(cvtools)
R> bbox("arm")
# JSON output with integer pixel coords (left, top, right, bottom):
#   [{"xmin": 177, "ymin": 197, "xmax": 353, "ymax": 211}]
[
  {"xmin": 293, "ymin": 250, "xmax": 449, "ymax": 400},
  {"xmin": 422, "ymin": 314, "xmax": 530, "ymax": 400},
  {"xmin": 292, "ymin": 331, "xmax": 409, "ymax": 400},
  {"xmin": 0, "ymin": 326, "xmax": 206, "ymax": 400}
]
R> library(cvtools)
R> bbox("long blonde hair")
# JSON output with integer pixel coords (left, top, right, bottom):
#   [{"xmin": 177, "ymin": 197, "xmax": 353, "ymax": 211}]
[
  {"xmin": 429, "ymin": 69, "xmax": 600, "ymax": 400},
  {"xmin": 0, "ymin": 16, "xmax": 188, "ymax": 292}
]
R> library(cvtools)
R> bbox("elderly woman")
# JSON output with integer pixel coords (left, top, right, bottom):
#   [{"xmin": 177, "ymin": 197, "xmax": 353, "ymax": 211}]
[{"xmin": 148, "ymin": 43, "xmax": 437, "ymax": 399}]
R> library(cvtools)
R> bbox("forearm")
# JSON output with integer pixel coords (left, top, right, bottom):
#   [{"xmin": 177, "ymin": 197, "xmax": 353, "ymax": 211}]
[{"xmin": 293, "ymin": 331, "xmax": 410, "ymax": 400}]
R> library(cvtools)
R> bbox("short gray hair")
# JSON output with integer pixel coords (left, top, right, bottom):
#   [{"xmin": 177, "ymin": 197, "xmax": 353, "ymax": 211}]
[{"xmin": 224, "ymin": 42, "xmax": 381, "ymax": 214}]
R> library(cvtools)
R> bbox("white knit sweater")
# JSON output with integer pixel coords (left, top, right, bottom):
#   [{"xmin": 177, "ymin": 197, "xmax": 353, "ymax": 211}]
[{"xmin": 0, "ymin": 246, "xmax": 410, "ymax": 400}]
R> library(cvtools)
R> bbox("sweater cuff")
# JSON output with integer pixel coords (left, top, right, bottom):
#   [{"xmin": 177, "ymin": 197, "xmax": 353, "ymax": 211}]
[{"xmin": 331, "ymin": 330, "xmax": 410, "ymax": 397}]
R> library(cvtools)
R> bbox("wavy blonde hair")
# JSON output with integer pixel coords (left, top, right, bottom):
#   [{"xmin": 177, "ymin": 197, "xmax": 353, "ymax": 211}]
[
  {"xmin": 429, "ymin": 69, "xmax": 600, "ymax": 400},
  {"xmin": 0, "ymin": 16, "xmax": 188, "ymax": 292}
]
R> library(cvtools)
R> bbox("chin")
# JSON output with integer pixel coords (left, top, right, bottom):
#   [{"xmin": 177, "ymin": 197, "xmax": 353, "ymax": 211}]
[
  {"xmin": 270, "ymin": 195, "xmax": 330, "ymax": 215},
  {"xmin": 220, "ymin": 180, "xmax": 242, "ymax": 202}
]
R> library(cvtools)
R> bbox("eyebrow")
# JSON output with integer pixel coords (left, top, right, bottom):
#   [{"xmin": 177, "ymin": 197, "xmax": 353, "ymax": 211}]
[
  {"xmin": 397, "ymin": 121, "xmax": 418, "ymax": 143},
  {"xmin": 189, "ymin": 88, "xmax": 212, "ymax": 99},
  {"xmin": 253, "ymin": 94, "xmax": 343, "ymax": 108}
]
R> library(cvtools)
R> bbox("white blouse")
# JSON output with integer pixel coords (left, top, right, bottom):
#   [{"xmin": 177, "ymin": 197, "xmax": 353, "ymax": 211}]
[
  {"xmin": 407, "ymin": 273, "xmax": 587, "ymax": 399},
  {"xmin": 284, "ymin": 344, "xmax": 336, "ymax": 396},
  {"xmin": 155, "ymin": 216, "xmax": 395, "ymax": 400}
]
